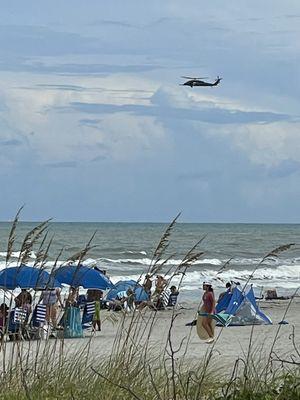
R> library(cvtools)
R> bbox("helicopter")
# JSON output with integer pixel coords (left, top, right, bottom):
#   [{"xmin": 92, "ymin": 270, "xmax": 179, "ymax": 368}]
[{"xmin": 181, "ymin": 76, "xmax": 222, "ymax": 88}]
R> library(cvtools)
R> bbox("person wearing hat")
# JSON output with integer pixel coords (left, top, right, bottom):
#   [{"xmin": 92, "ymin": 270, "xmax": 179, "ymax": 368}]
[{"xmin": 201, "ymin": 281, "xmax": 216, "ymax": 342}]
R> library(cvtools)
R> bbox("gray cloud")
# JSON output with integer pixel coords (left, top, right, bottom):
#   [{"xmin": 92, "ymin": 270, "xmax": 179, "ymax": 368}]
[
  {"xmin": 35, "ymin": 84, "xmax": 86, "ymax": 91},
  {"xmin": 0, "ymin": 139, "xmax": 23, "ymax": 146},
  {"xmin": 68, "ymin": 101, "xmax": 290, "ymax": 125},
  {"xmin": 0, "ymin": 60, "xmax": 161, "ymax": 75},
  {"xmin": 45, "ymin": 161, "xmax": 78, "ymax": 168},
  {"xmin": 90, "ymin": 19, "xmax": 138, "ymax": 29},
  {"xmin": 79, "ymin": 118, "xmax": 102, "ymax": 125}
]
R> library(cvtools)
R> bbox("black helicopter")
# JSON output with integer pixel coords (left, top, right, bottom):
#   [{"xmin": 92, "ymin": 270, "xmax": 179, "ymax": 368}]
[{"xmin": 181, "ymin": 76, "xmax": 222, "ymax": 88}]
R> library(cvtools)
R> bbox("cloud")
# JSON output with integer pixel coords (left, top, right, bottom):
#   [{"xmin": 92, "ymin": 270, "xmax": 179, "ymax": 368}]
[
  {"xmin": 0, "ymin": 60, "xmax": 161, "ymax": 75},
  {"xmin": 231, "ymin": 121, "xmax": 300, "ymax": 167},
  {"xmin": 0, "ymin": 1, "xmax": 300, "ymax": 222},
  {"xmin": 0, "ymin": 139, "xmax": 23, "ymax": 146},
  {"xmin": 90, "ymin": 19, "xmax": 138, "ymax": 29},
  {"xmin": 35, "ymin": 84, "xmax": 86, "ymax": 91},
  {"xmin": 69, "ymin": 99, "xmax": 290, "ymax": 125},
  {"xmin": 79, "ymin": 118, "xmax": 102, "ymax": 126},
  {"xmin": 45, "ymin": 161, "xmax": 78, "ymax": 168}
]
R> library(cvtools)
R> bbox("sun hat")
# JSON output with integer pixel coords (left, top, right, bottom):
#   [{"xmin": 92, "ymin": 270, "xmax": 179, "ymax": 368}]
[{"xmin": 202, "ymin": 281, "xmax": 213, "ymax": 286}]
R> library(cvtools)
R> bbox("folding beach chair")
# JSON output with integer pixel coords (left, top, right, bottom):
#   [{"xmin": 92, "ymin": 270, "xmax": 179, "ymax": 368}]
[
  {"xmin": 198, "ymin": 312, "xmax": 233, "ymax": 327},
  {"xmin": 8, "ymin": 308, "xmax": 28, "ymax": 340},
  {"xmin": 27, "ymin": 304, "xmax": 48, "ymax": 340},
  {"xmin": 155, "ymin": 289, "xmax": 171, "ymax": 310},
  {"xmin": 31, "ymin": 304, "xmax": 47, "ymax": 327},
  {"xmin": 82, "ymin": 301, "xmax": 95, "ymax": 328},
  {"xmin": 14, "ymin": 308, "xmax": 28, "ymax": 324}
]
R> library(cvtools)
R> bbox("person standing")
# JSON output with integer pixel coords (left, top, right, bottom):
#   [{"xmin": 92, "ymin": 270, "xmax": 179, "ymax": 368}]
[
  {"xmin": 65, "ymin": 287, "xmax": 78, "ymax": 308},
  {"xmin": 154, "ymin": 275, "xmax": 167, "ymax": 295},
  {"xmin": 143, "ymin": 274, "xmax": 152, "ymax": 299},
  {"xmin": 201, "ymin": 282, "xmax": 215, "ymax": 343},
  {"xmin": 40, "ymin": 288, "xmax": 63, "ymax": 328},
  {"xmin": 92, "ymin": 290, "xmax": 103, "ymax": 331}
]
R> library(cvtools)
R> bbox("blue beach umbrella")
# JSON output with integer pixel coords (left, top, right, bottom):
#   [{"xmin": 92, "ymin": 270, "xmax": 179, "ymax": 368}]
[
  {"xmin": 106, "ymin": 279, "xmax": 148, "ymax": 301},
  {"xmin": 0, "ymin": 265, "xmax": 61, "ymax": 290},
  {"xmin": 54, "ymin": 265, "xmax": 114, "ymax": 290}
]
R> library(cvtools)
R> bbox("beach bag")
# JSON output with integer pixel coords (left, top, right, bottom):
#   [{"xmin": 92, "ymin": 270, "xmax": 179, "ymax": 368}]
[{"xmin": 63, "ymin": 306, "xmax": 83, "ymax": 338}]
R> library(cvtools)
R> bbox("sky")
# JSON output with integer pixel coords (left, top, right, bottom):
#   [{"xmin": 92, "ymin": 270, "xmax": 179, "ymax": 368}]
[{"xmin": 0, "ymin": 1, "xmax": 300, "ymax": 223}]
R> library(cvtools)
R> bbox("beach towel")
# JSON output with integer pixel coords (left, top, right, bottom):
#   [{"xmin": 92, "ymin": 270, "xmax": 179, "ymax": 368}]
[{"xmin": 64, "ymin": 306, "xmax": 83, "ymax": 338}]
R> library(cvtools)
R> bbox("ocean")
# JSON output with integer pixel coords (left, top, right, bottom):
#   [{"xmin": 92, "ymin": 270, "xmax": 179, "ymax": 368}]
[{"xmin": 0, "ymin": 222, "xmax": 299, "ymax": 302}]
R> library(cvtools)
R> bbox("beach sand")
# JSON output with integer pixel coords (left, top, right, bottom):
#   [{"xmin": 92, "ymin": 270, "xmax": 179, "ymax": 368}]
[
  {"xmin": 2, "ymin": 297, "xmax": 298, "ymax": 373},
  {"xmin": 92, "ymin": 297, "xmax": 300, "ymax": 366}
]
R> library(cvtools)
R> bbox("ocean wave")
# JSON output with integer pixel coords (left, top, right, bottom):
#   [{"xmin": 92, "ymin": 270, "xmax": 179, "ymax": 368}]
[
  {"xmin": 97, "ymin": 257, "xmax": 223, "ymax": 267},
  {"xmin": 120, "ymin": 250, "xmax": 147, "ymax": 256},
  {"xmin": 0, "ymin": 259, "xmax": 298, "ymax": 292},
  {"xmin": 81, "ymin": 256, "xmax": 299, "ymax": 268},
  {"xmin": 109, "ymin": 264, "xmax": 300, "ymax": 291},
  {"xmin": 0, "ymin": 251, "xmax": 37, "ymax": 259}
]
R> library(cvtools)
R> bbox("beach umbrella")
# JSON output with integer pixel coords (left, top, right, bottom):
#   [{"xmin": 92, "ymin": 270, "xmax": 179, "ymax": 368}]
[
  {"xmin": 106, "ymin": 280, "xmax": 148, "ymax": 301},
  {"xmin": 54, "ymin": 265, "xmax": 114, "ymax": 290},
  {"xmin": 0, "ymin": 265, "xmax": 61, "ymax": 290}
]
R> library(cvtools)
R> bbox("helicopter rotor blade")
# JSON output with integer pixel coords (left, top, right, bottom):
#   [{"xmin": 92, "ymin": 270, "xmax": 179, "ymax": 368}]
[{"xmin": 181, "ymin": 76, "xmax": 209, "ymax": 79}]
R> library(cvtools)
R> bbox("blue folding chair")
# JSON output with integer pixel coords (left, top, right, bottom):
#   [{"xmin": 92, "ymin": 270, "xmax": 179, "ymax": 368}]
[
  {"xmin": 82, "ymin": 301, "xmax": 95, "ymax": 328},
  {"xmin": 31, "ymin": 304, "xmax": 47, "ymax": 327},
  {"xmin": 8, "ymin": 308, "xmax": 28, "ymax": 340}
]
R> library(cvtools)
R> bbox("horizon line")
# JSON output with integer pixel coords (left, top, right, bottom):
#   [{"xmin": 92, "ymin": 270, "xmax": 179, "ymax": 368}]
[{"xmin": 1, "ymin": 220, "xmax": 300, "ymax": 225}]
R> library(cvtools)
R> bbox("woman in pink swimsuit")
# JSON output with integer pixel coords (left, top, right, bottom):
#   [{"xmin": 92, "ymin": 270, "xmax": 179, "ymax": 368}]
[{"xmin": 201, "ymin": 282, "xmax": 215, "ymax": 340}]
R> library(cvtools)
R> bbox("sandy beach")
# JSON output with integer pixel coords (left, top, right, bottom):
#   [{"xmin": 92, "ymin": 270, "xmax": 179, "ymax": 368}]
[{"xmin": 2, "ymin": 297, "xmax": 299, "ymax": 372}]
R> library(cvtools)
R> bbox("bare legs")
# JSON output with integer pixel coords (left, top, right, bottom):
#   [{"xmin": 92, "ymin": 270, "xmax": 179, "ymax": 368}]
[{"xmin": 202, "ymin": 316, "xmax": 214, "ymax": 338}]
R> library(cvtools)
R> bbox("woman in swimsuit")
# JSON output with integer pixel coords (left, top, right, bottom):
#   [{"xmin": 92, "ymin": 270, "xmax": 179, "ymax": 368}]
[{"xmin": 201, "ymin": 282, "xmax": 215, "ymax": 341}]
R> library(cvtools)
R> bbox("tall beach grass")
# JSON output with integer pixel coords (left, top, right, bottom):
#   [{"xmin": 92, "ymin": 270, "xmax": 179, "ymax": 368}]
[{"xmin": 0, "ymin": 213, "xmax": 299, "ymax": 399}]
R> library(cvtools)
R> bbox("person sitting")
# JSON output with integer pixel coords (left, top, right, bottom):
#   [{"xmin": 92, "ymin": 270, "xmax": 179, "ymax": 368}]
[
  {"xmin": 217, "ymin": 282, "xmax": 232, "ymax": 303},
  {"xmin": 111, "ymin": 289, "xmax": 135, "ymax": 312},
  {"xmin": 15, "ymin": 289, "xmax": 33, "ymax": 326},
  {"xmin": 167, "ymin": 286, "xmax": 179, "ymax": 307},
  {"xmin": 15, "ymin": 289, "xmax": 33, "ymax": 314}
]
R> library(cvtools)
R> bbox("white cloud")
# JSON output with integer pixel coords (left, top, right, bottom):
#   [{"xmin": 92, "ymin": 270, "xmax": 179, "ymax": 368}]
[
  {"xmin": 230, "ymin": 121, "xmax": 300, "ymax": 167},
  {"xmin": 0, "ymin": 73, "xmax": 167, "ymax": 164}
]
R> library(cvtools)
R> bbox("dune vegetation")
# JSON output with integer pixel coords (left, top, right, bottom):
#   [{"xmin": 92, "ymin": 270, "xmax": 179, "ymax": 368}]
[{"xmin": 0, "ymin": 212, "xmax": 299, "ymax": 399}]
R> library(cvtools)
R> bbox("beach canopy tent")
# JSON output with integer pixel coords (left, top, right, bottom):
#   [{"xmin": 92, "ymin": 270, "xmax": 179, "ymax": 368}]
[
  {"xmin": 106, "ymin": 280, "xmax": 148, "ymax": 302},
  {"xmin": 216, "ymin": 286, "xmax": 272, "ymax": 326},
  {"xmin": 216, "ymin": 291, "xmax": 233, "ymax": 313},
  {"xmin": 0, "ymin": 265, "xmax": 61, "ymax": 290},
  {"xmin": 53, "ymin": 264, "xmax": 114, "ymax": 290}
]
